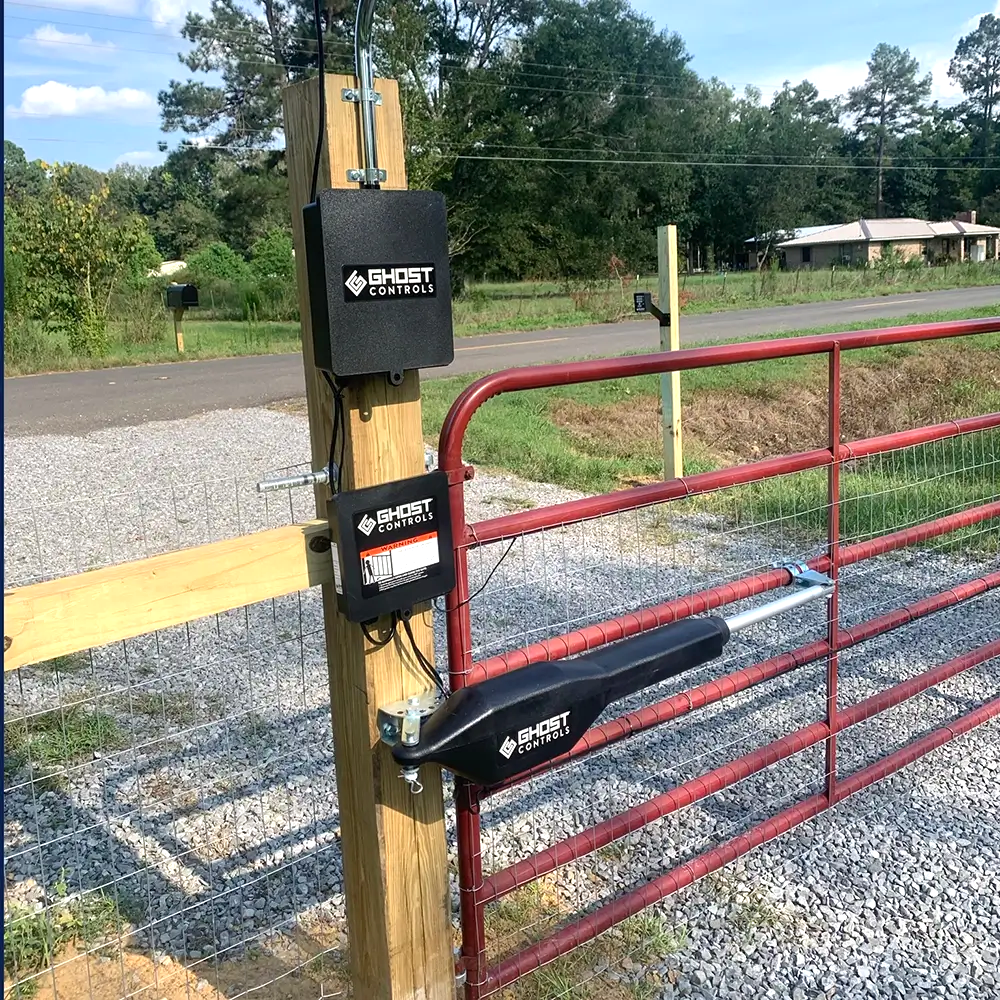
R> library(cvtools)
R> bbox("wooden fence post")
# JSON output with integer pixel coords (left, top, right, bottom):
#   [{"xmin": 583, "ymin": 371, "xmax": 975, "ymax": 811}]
[
  {"xmin": 658, "ymin": 224, "xmax": 683, "ymax": 479},
  {"xmin": 172, "ymin": 307, "xmax": 185, "ymax": 353},
  {"xmin": 283, "ymin": 74, "xmax": 453, "ymax": 1000}
]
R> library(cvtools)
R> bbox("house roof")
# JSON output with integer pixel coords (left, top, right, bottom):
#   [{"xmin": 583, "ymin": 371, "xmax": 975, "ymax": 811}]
[
  {"xmin": 777, "ymin": 218, "xmax": 1000, "ymax": 247},
  {"xmin": 745, "ymin": 224, "xmax": 840, "ymax": 245}
]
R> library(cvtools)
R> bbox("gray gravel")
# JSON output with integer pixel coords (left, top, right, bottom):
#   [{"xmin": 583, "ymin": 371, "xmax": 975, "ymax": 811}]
[{"xmin": 3, "ymin": 407, "xmax": 998, "ymax": 999}]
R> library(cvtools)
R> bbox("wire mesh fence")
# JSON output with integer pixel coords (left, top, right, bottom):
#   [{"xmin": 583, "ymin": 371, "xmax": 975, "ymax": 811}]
[{"xmin": 3, "ymin": 465, "xmax": 350, "ymax": 1000}]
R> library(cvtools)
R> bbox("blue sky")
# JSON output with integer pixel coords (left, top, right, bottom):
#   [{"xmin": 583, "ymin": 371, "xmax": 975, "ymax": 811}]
[{"xmin": 4, "ymin": 0, "xmax": 998, "ymax": 171}]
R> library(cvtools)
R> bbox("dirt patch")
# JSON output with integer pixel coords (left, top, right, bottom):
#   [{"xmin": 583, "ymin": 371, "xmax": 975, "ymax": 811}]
[
  {"xmin": 265, "ymin": 397, "xmax": 308, "ymax": 417},
  {"xmin": 5, "ymin": 935, "xmax": 349, "ymax": 1000},
  {"xmin": 551, "ymin": 345, "xmax": 1000, "ymax": 468}
]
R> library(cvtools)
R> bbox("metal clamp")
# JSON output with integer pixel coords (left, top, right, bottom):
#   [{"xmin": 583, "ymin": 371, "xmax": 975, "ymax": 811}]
[
  {"xmin": 346, "ymin": 167, "xmax": 387, "ymax": 184},
  {"xmin": 379, "ymin": 690, "xmax": 440, "ymax": 796},
  {"xmin": 341, "ymin": 87, "xmax": 382, "ymax": 105},
  {"xmin": 779, "ymin": 561, "xmax": 835, "ymax": 589},
  {"xmin": 256, "ymin": 465, "xmax": 335, "ymax": 493}
]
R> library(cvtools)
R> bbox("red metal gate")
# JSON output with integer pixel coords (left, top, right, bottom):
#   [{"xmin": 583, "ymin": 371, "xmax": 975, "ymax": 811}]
[{"xmin": 438, "ymin": 318, "xmax": 1000, "ymax": 997}]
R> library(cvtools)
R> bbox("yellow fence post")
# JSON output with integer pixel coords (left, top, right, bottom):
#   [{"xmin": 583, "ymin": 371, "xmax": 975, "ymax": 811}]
[
  {"xmin": 282, "ymin": 73, "xmax": 453, "ymax": 1000},
  {"xmin": 658, "ymin": 223, "xmax": 683, "ymax": 478}
]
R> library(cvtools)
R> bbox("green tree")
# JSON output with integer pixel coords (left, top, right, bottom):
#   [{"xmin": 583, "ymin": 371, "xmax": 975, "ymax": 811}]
[
  {"xmin": 159, "ymin": 0, "xmax": 353, "ymax": 147},
  {"xmin": 847, "ymin": 44, "xmax": 931, "ymax": 217},
  {"xmin": 3, "ymin": 141, "xmax": 49, "ymax": 201},
  {"xmin": 949, "ymin": 13, "xmax": 1000, "ymax": 206},
  {"xmin": 7, "ymin": 167, "xmax": 155, "ymax": 356}
]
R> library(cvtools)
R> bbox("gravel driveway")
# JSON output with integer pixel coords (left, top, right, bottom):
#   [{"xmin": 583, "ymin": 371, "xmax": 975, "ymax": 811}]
[{"xmin": 3, "ymin": 408, "xmax": 998, "ymax": 1000}]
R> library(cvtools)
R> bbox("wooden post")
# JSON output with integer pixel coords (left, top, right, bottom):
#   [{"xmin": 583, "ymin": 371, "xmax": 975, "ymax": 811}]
[
  {"xmin": 172, "ymin": 307, "xmax": 185, "ymax": 353},
  {"xmin": 658, "ymin": 224, "xmax": 683, "ymax": 479},
  {"xmin": 282, "ymin": 74, "xmax": 453, "ymax": 1000}
]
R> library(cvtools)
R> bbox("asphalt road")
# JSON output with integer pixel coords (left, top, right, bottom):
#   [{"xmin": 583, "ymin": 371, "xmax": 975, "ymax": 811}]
[{"xmin": 5, "ymin": 286, "xmax": 998, "ymax": 436}]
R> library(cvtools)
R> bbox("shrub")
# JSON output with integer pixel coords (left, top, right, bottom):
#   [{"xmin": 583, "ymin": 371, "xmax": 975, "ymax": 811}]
[
  {"xmin": 186, "ymin": 241, "xmax": 252, "ymax": 283},
  {"xmin": 250, "ymin": 229, "xmax": 295, "ymax": 281}
]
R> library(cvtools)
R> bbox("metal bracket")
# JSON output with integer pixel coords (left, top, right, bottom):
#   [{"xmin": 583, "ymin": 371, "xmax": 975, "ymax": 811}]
[
  {"xmin": 341, "ymin": 87, "xmax": 382, "ymax": 105},
  {"xmin": 779, "ymin": 561, "xmax": 834, "ymax": 589},
  {"xmin": 377, "ymin": 689, "xmax": 441, "ymax": 747},
  {"xmin": 346, "ymin": 167, "xmax": 388, "ymax": 184}
]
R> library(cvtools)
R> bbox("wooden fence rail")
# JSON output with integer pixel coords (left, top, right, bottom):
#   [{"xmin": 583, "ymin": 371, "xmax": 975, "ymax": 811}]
[{"xmin": 4, "ymin": 520, "xmax": 331, "ymax": 671}]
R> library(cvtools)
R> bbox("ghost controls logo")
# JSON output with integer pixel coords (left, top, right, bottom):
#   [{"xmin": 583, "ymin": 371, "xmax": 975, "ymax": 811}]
[
  {"xmin": 342, "ymin": 263, "xmax": 437, "ymax": 302},
  {"xmin": 359, "ymin": 498, "xmax": 435, "ymax": 536},
  {"xmin": 499, "ymin": 711, "xmax": 571, "ymax": 760}
]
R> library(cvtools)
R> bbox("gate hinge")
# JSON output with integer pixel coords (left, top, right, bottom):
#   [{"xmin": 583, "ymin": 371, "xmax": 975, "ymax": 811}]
[{"xmin": 777, "ymin": 561, "xmax": 834, "ymax": 589}]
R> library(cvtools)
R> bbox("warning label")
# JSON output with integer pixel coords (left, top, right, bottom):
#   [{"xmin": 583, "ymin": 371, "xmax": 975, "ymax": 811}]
[{"xmin": 360, "ymin": 531, "xmax": 440, "ymax": 592}]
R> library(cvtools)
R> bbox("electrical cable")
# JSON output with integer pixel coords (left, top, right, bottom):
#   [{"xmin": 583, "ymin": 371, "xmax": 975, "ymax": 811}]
[
  {"xmin": 400, "ymin": 614, "xmax": 447, "ymax": 696},
  {"xmin": 321, "ymin": 370, "xmax": 345, "ymax": 494},
  {"xmin": 433, "ymin": 536, "xmax": 518, "ymax": 612},
  {"xmin": 309, "ymin": 0, "xmax": 326, "ymax": 204},
  {"xmin": 360, "ymin": 618, "xmax": 397, "ymax": 649}
]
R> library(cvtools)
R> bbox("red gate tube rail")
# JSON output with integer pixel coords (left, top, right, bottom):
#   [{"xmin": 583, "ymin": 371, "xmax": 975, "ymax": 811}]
[
  {"xmin": 480, "ymin": 692, "xmax": 1000, "ymax": 996},
  {"xmin": 484, "ymin": 569, "xmax": 1000, "ymax": 794},
  {"xmin": 478, "ymin": 637, "xmax": 1000, "ymax": 905},
  {"xmin": 438, "ymin": 318, "xmax": 1000, "ymax": 485},
  {"xmin": 457, "ymin": 413, "xmax": 1000, "ymax": 549},
  {"xmin": 471, "ymin": 501, "xmax": 1000, "ymax": 685}
]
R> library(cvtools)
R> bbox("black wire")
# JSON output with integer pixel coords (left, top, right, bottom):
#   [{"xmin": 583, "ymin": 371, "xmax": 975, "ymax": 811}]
[
  {"xmin": 433, "ymin": 536, "xmax": 518, "ymax": 612},
  {"xmin": 308, "ymin": 0, "xmax": 325, "ymax": 204},
  {"xmin": 400, "ymin": 614, "xmax": 447, "ymax": 695},
  {"xmin": 360, "ymin": 618, "xmax": 396, "ymax": 650},
  {"xmin": 321, "ymin": 370, "xmax": 344, "ymax": 493}
]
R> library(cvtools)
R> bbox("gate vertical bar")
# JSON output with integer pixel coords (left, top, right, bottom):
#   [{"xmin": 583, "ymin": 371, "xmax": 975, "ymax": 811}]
[
  {"xmin": 283, "ymin": 73, "xmax": 453, "ymax": 1000},
  {"xmin": 441, "ymin": 446, "xmax": 489, "ymax": 996},
  {"xmin": 826, "ymin": 344, "xmax": 842, "ymax": 802}
]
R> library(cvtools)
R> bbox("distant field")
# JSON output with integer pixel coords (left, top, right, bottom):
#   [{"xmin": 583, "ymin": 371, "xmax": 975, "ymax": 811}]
[{"xmin": 4, "ymin": 263, "xmax": 998, "ymax": 375}]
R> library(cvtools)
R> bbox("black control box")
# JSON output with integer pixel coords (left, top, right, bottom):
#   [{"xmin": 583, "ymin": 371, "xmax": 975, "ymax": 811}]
[
  {"xmin": 328, "ymin": 471, "xmax": 455, "ymax": 622},
  {"xmin": 303, "ymin": 189, "xmax": 455, "ymax": 378}
]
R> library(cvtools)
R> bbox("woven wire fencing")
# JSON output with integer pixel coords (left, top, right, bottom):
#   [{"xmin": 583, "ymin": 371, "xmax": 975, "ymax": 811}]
[{"xmin": 3, "ymin": 465, "xmax": 353, "ymax": 1000}]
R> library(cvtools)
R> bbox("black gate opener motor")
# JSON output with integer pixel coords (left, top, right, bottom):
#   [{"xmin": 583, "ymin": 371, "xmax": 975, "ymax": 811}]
[{"xmin": 391, "ymin": 565, "xmax": 834, "ymax": 787}]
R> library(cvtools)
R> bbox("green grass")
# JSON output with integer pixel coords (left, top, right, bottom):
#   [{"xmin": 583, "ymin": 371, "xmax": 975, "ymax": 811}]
[
  {"xmin": 4, "ymin": 706, "xmax": 127, "ymax": 784},
  {"xmin": 4, "ymin": 873, "xmax": 130, "ymax": 996}
]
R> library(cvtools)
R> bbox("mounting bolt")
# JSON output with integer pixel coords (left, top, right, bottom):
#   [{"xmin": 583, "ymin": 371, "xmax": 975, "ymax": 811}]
[{"xmin": 308, "ymin": 534, "xmax": 332, "ymax": 553}]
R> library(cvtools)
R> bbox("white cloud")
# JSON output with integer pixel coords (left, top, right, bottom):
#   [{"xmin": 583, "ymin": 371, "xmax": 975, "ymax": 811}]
[
  {"xmin": 753, "ymin": 60, "xmax": 869, "ymax": 103},
  {"xmin": 115, "ymin": 150, "xmax": 165, "ymax": 166},
  {"xmin": 22, "ymin": 25, "xmax": 118, "ymax": 62},
  {"xmin": 147, "ymin": 0, "xmax": 209, "ymax": 31},
  {"xmin": 7, "ymin": 81, "xmax": 156, "ymax": 118}
]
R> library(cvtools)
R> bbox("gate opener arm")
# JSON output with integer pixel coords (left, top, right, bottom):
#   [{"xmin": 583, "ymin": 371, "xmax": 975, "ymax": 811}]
[{"xmin": 391, "ymin": 563, "xmax": 832, "ymax": 787}]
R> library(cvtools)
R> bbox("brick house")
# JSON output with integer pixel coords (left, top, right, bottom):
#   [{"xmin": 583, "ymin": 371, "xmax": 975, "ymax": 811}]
[{"xmin": 777, "ymin": 214, "xmax": 1000, "ymax": 269}]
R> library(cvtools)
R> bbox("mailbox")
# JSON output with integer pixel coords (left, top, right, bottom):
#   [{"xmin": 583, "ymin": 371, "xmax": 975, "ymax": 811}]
[{"xmin": 166, "ymin": 284, "xmax": 199, "ymax": 310}]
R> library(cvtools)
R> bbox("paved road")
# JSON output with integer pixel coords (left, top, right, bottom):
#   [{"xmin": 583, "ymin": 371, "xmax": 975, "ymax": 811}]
[{"xmin": 5, "ymin": 286, "xmax": 998, "ymax": 436}]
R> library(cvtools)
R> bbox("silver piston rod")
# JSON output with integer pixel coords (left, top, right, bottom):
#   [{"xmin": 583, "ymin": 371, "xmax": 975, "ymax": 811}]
[{"xmin": 724, "ymin": 563, "xmax": 834, "ymax": 635}]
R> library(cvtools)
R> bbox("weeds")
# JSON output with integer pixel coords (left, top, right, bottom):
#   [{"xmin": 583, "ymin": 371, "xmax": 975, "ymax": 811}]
[
  {"xmin": 4, "ymin": 707, "xmax": 126, "ymax": 786},
  {"xmin": 129, "ymin": 691, "xmax": 197, "ymax": 726},
  {"xmin": 3, "ymin": 874, "xmax": 130, "ymax": 995}
]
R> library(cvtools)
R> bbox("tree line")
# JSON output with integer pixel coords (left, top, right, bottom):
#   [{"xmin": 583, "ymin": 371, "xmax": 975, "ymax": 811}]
[{"xmin": 4, "ymin": 1, "xmax": 999, "ymax": 312}]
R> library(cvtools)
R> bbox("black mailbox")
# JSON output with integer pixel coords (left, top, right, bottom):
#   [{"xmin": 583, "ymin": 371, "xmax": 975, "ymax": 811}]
[{"xmin": 166, "ymin": 284, "xmax": 199, "ymax": 310}]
